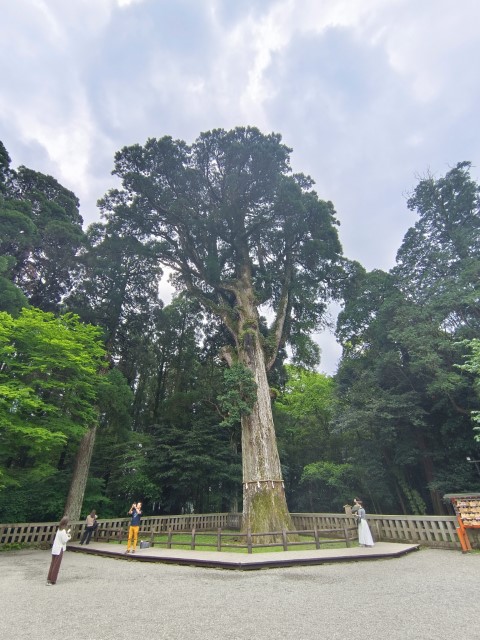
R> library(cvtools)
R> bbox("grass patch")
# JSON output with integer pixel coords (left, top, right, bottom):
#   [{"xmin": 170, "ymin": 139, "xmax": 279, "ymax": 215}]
[
  {"xmin": 0, "ymin": 542, "xmax": 49, "ymax": 552},
  {"xmin": 135, "ymin": 532, "xmax": 358, "ymax": 553}
]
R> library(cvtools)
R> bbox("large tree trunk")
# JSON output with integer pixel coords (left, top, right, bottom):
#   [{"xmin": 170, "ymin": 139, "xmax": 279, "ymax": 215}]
[
  {"xmin": 63, "ymin": 425, "xmax": 97, "ymax": 520},
  {"xmin": 237, "ymin": 305, "xmax": 293, "ymax": 536}
]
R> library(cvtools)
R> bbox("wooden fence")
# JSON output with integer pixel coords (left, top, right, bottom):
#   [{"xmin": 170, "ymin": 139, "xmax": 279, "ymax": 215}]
[
  {"xmin": 292, "ymin": 513, "xmax": 480, "ymax": 550},
  {"xmin": 125, "ymin": 525, "xmax": 357, "ymax": 553},
  {"xmin": 0, "ymin": 513, "xmax": 240, "ymax": 546},
  {"xmin": 1, "ymin": 512, "xmax": 479, "ymax": 550}
]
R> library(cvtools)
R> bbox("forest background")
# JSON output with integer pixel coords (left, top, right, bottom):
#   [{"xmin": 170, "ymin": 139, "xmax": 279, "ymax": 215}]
[{"xmin": 1, "ymin": 131, "xmax": 480, "ymax": 524}]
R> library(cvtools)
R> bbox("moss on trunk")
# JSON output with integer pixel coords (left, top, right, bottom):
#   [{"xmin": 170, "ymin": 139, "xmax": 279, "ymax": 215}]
[{"xmin": 242, "ymin": 482, "xmax": 295, "ymax": 542}]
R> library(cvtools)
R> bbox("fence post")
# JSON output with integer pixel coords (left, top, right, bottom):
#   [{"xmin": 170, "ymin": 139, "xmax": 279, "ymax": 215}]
[
  {"xmin": 314, "ymin": 526, "xmax": 320, "ymax": 549},
  {"xmin": 343, "ymin": 525, "xmax": 350, "ymax": 548},
  {"xmin": 167, "ymin": 529, "xmax": 173, "ymax": 549},
  {"xmin": 191, "ymin": 527, "xmax": 196, "ymax": 550},
  {"xmin": 247, "ymin": 528, "xmax": 252, "ymax": 554},
  {"xmin": 282, "ymin": 529, "xmax": 288, "ymax": 551},
  {"xmin": 217, "ymin": 528, "xmax": 222, "ymax": 552}
]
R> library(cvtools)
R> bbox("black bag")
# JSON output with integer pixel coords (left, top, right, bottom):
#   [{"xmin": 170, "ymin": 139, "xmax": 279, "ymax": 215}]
[{"xmin": 92, "ymin": 520, "xmax": 98, "ymax": 531}]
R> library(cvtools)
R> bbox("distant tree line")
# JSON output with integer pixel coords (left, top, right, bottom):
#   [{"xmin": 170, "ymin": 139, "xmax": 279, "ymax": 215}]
[{"xmin": 0, "ymin": 133, "xmax": 479, "ymax": 524}]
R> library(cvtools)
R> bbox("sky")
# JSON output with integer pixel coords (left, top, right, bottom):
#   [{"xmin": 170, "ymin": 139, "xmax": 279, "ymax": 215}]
[{"xmin": 1, "ymin": 0, "xmax": 480, "ymax": 374}]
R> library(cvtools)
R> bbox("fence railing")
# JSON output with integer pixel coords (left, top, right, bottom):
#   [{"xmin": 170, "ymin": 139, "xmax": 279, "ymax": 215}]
[
  {"xmin": 1, "ymin": 512, "xmax": 479, "ymax": 550},
  {"xmin": 0, "ymin": 513, "xmax": 240, "ymax": 546},
  {"xmin": 291, "ymin": 513, "xmax": 480, "ymax": 550},
  {"xmin": 130, "ymin": 525, "xmax": 356, "ymax": 553}
]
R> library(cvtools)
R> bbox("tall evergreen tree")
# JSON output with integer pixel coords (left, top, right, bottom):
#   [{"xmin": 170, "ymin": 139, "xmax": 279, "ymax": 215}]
[
  {"xmin": 0, "ymin": 142, "xmax": 85, "ymax": 312},
  {"xmin": 99, "ymin": 127, "xmax": 345, "ymax": 532},
  {"xmin": 334, "ymin": 163, "xmax": 480, "ymax": 513}
]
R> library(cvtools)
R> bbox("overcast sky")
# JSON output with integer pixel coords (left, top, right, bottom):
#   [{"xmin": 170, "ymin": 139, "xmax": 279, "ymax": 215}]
[{"xmin": 1, "ymin": 0, "xmax": 479, "ymax": 373}]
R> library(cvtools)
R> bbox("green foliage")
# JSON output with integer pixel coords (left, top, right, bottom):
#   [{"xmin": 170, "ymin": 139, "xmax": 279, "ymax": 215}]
[
  {"xmin": 218, "ymin": 363, "xmax": 257, "ymax": 427},
  {"xmin": 100, "ymin": 126, "xmax": 344, "ymax": 370},
  {"xmin": 273, "ymin": 366, "xmax": 351, "ymax": 511},
  {"xmin": 0, "ymin": 152, "xmax": 86, "ymax": 312},
  {"xmin": 83, "ymin": 297, "xmax": 243, "ymax": 517},
  {"xmin": 334, "ymin": 162, "xmax": 480, "ymax": 513},
  {"xmin": 0, "ymin": 307, "xmax": 106, "ymax": 494},
  {"xmin": 456, "ymin": 338, "xmax": 480, "ymax": 440},
  {"xmin": 0, "ymin": 142, "xmax": 12, "ymax": 192},
  {"xmin": 0, "ymin": 255, "xmax": 28, "ymax": 315},
  {"xmin": 65, "ymin": 223, "xmax": 163, "ymax": 366},
  {"xmin": 139, "ymin": 392, "xmax": 241, "ymax": 515},
  {"xmin": 300, "ymin": 461, "xmax": 356, "ymax": 512},
  {"xmin": 275, "ymin": 365, "xmax": 334, "ymax": 420},
  {"xmin": 395, "ymin": 475, "xmax": 427, "ymax": 515},
  {"xmin": 398, "ymin": 161, "xmax": 480, "ymax": 305}
]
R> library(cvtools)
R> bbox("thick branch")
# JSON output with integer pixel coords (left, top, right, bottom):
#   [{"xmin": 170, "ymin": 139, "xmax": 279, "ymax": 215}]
[{"xmin": 266, "ymin": 261, "xmax": 293, "ymax": 370}]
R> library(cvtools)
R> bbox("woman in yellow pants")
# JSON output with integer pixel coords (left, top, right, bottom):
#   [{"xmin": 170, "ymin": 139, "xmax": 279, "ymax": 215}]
[{"xmin": 126, "ymin": 502, "xmax": 142, "ymax": 553}]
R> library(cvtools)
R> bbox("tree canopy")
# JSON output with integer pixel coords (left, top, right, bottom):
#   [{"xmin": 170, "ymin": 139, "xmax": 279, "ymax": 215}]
[{"xmin": 0, "ymin": 308, "xmax": 106, "ymax": 491}]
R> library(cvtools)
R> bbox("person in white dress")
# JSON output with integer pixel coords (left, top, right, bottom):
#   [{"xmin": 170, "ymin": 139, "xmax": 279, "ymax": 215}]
[
  {"xmin": 353, "ymin": 498, "xmax": 374, "ymax": 547},
  {"xmin": 46, "ymin": 516, "xmax": 71, "ymax": 585}
]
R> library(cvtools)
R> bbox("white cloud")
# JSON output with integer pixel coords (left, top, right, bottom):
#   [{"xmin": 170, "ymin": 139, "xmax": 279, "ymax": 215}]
[
  {"xmin": 117, "ymin": 0, "xmax": 145, "ymax": 7},
  {"xmin": 1, "ymin": 0, "xmax": 480, "ymax": 371}
]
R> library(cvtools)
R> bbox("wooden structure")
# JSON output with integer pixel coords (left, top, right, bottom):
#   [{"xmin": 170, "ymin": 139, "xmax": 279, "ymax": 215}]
[
  {"xmin": 1, "ymin": 511, "xmax": 479, "ymax": 550},
  {"xmin": 0, "ymin": 513, "xmax": 241, "ymax": 547},
  {"xmin": 154, "ymin": 525, "xmax": 356, "ymax": 553},
  {"xmin": 443, "ymin": 493, "xmax": 480, "ymax": 553},
  {"xmin": 293, "ymin": 513, "xmax": 467, "ymax": 549}
]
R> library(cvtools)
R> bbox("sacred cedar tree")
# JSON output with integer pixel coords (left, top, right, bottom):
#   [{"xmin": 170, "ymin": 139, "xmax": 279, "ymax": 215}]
[{"xmin": 98, "ymin": 127, "xmax": 345, "ymax": 533}]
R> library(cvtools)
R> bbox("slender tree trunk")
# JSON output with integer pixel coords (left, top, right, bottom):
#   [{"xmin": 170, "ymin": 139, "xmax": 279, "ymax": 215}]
[
  {"xmin": 64, "ymin": 425, "xmax": 97, "ymax": 520},
  {"xmin": 393, "ymin": 477, "xmax": 408, "ymax": 515},
  {"xmin": 422, "ymin": 455, "xmax": 446, "ymax": 515},
  {"xmin": 417, "ymin": 435, "xmax": 446, "ymax": 515}
]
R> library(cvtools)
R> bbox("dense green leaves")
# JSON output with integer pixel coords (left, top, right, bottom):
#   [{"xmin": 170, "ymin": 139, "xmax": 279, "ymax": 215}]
[
  {"xmin": 273, "ymin": 366, "xmax": 353, "ymax": 511},
  {"xmin": 0, "ymin": 149, "xmax": 85, "ymax": 313},
  {"xmin": 456, "ymin": 339, "xmax": 480, "ymax": 440},
  {"xmin": 99, "ymin": 127, "xmax": 344, "ymax": 365},
  {"xmin": 0, "ymin": 308, "xmax": 106, "ymax": 491},
  {"xmin": 395, "ymin": 161, "xmax": 480, "ymax": 335},
  {"xmin": 217, "ymin": 364, "xmax": 257, "ymax": 427},
  {"xmin": 334, "ymin": 162, "xmax": 480, "ymax": 512}
]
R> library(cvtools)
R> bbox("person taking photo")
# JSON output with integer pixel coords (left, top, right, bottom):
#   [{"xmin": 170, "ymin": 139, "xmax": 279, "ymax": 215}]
[{"xmin": 125, "ymin": 501, "xmax": 142, "ymax": 554}]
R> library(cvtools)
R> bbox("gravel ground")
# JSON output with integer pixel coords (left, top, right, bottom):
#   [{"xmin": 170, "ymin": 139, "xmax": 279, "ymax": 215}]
[{"xmin": 1, "ymin": 547, "xmax": 479, "ymax": 640}]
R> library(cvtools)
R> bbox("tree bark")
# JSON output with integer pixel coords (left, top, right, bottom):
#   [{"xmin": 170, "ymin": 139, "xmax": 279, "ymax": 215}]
[
  {"xmin": 63, "ymin": 425, "xmax": 97, "ymax": 520},
  {"xmin": 235, "ymin": 285, "xmax": 294, "ymax": 537}
]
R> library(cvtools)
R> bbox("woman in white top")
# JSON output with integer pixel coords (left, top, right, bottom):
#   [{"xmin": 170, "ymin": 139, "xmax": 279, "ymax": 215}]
[
  {"xmin": 353, "ymin": 498, "xmax": 375, "ymax": 547},
  {"xmin": 46, "ymin": 516, "xmax": 71, "ymax": 585}
]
